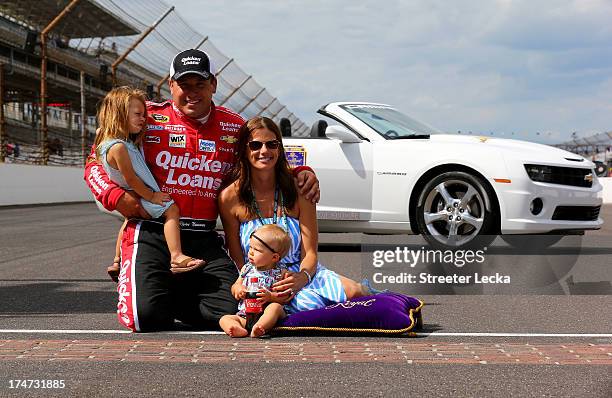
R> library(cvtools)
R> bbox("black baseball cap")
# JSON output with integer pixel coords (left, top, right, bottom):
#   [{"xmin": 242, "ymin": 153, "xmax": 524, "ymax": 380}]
[{"xmin": 169, "ymin": 49, "xmax": 215, "ymax": 81}]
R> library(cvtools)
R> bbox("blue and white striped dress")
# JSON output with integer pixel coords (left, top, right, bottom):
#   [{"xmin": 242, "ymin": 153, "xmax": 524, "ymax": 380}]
[{"xmin": 239, "ymin": 216, "xmax": 347, "ymax": 314}]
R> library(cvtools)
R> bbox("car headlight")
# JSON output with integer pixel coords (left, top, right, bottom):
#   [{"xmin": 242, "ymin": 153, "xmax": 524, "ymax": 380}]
[{"xmin": 524, "ymin": 164, "xmax": 554, "ymax": 183}]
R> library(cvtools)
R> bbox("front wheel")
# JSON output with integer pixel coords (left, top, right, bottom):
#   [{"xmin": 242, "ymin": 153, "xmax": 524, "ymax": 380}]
[{"xmin": 415, "ymin": 171, "xmax": 498, "ymax": 249}]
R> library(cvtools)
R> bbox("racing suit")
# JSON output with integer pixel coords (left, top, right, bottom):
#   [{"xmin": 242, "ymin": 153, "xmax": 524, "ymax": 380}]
[{"xmin": 85, "ymin": 100, "xmax": 245, "ymax": 331}]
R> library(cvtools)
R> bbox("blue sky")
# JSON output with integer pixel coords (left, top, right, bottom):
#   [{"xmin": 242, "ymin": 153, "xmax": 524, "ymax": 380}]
[{"xmin": 175, "ymin": 0, "xmax": 612, "ymax": 144}]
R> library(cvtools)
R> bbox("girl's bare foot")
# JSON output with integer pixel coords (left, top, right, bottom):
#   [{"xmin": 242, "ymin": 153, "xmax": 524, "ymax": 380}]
[
  {"xmin": 250, "ymin": 324, "xmax": 267, "ymax": 338},
  {"xmin": 228, "ymin": 325, "xmax": 248, "ymax": 338}
]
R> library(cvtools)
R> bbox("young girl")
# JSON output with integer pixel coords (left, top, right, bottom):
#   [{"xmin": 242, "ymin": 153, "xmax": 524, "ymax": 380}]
[
  {"xmin": 219, "ymin": 224, "xmax": 292, "ymax": 338},
  {"xmin": 94, "ymin": 86, "xmax": 203, "ymax": 281}
]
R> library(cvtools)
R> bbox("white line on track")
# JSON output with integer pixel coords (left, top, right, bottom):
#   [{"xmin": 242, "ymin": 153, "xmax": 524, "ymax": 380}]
[
  {"xmin": 0, "ymin": 329, "xmax": 222, "ymax": 335},
  {"xmin": 0, "ymin": 329, "xmax": 611, "ymax": 338},
  {"xmin": 415, "ymin": 332, "xmax": 612, "ymax": 338}
]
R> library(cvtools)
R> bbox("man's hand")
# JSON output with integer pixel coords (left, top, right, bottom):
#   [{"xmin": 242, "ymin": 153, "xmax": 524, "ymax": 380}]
[
  {"xmin": 115, "ymin": 191, "xmax": 150, "ymax": 219},
  {"xmin": 296, "ymin": 170, "xmax": 320, "ymax": 204}
]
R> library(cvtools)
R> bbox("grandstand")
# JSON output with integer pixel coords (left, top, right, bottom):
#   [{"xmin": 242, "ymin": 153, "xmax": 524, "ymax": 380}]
[
  {"xmin": 555, "ymin": 131, "xmax": 612, "ymax": 158},
  {"xmin": 0, "ymin": 0, "xmax": 308, "ymax": 166},
  {"xmin": 554, "ymin": 131, "xmax": 612, "ymax": 176}
]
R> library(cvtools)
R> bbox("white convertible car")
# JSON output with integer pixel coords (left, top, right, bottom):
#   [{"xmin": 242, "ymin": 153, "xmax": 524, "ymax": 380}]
[{"xmin": 282, "ymin": 102, "xmax": 603, "ymax": 248}]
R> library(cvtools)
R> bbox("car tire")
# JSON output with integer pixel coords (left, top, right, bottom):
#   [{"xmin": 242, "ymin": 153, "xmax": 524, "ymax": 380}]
[{"xmin": 415, "ymin": 171, "xmax": 498, "ymax": 249}]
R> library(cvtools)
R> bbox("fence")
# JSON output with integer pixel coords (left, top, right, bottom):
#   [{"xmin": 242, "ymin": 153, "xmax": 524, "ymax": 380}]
[
  {"xmin": 0, "ymin": 0, "xmax": 308, "ymax": 166},
  {"xmin": 78, "ymin": 0, "xmax": 309, "ymax": 132}
]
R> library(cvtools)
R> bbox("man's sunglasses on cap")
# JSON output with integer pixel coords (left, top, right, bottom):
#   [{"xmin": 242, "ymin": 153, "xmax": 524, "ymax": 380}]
[{"xmin": 248, "ymin": 140, "xmax": 281, "ymax": 150}]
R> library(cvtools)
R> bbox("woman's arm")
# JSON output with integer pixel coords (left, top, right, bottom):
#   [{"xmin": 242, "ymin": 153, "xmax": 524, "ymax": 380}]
[
  {"xmin": 107, "ymin": 143, "xmax": 170, "ymax": 205},
  {"xmin": 272, "ymin": 193, "xmax": 317, "ymax": 293},
  {"xmin": 296, "ymin": 192, "xmax": 319, "ymax": 280},
  {"xmin": 231, "ymin": 276, "xmax": 246, "ymax": 301},
  {"xmin": 219, "ymin": 185, "xmax": 246, "ymax": 268}
]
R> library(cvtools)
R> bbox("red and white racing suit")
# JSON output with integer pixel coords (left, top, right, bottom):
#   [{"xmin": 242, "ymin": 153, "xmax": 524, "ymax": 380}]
[{"xmin": 85, "ymin": 101, "xmax": 246, "ymax": 331}]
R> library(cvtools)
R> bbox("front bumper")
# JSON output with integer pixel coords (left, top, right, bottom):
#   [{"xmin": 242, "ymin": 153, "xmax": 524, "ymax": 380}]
[{"xmin": 496, "ymin": 177, "xmax": 603, "ymax": 234}]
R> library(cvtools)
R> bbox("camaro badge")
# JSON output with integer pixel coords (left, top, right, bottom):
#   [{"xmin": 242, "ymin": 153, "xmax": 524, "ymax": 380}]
[
  {"xmin": 169, "ymin": 134, "xmax": 186, "ymax": 148},
  {"xmin": 284, "ymin": 145, "xmax": 306, "ymax": 167},
  {"xmin": 199, "ymin": 139, "xmax": 216, "ymax": 152},
  {"xmin": 220, "ymin": 135, "xmax": 238, "ymax": 144}
]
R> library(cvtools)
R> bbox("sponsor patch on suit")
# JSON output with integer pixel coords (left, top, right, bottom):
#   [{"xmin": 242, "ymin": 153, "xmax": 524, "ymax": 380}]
[
  {"xmin": 220, "ymin": 135, "xmax": 238, "ymax": 144},
  {"xmin": 199, "ymin": 139, "xmax": 216, "ymax": 152},
  {"xmin": 169, "ymin": 134, "xmax": 186, "ymax": 148},
  {"xmin": 151, "ymin": 113, "xmax": 170, "ymax": 123}
]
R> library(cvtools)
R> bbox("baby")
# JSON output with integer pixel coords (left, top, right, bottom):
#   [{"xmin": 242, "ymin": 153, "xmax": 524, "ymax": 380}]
[{"xmin": 220, "ymin": 224, "xmax": 291, "ymax": 338}]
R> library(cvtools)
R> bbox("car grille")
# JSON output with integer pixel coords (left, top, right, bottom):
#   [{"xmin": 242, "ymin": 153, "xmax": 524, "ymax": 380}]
[
  {"xmin": 552, "ymin": 205, "xmax": 601, "ymax": 221},
  {"xmin": 524, "ymin": 165, "xmax": 594, "ymax": 187},
  {"xmin": 551, "ymin": 167, "xmax": 593, "ymax": 187}
]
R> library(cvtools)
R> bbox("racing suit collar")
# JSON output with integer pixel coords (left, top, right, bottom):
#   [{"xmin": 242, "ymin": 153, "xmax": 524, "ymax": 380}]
[{"xmin": 171, "ymin": 101, "xmax": 216, "ymax": 127}]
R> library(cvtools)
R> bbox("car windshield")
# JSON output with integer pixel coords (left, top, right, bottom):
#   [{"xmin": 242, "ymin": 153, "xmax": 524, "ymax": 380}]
[{"xmin": 340, "ymin": 104, "xmax": 440, "ymax": 139}]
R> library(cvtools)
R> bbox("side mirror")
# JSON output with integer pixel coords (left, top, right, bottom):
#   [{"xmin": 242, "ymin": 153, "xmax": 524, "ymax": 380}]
[{"xmin": 325, "ymin": 125, "xmax": 361, "ymax": 143}]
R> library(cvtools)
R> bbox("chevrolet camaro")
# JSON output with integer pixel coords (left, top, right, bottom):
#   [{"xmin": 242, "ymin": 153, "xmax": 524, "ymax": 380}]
[{"xmin": 282, "ymin": 102, "xmax": 603, "ymax": 249}]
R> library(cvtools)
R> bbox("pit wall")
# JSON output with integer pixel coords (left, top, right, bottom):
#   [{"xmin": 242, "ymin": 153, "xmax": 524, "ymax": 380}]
[
  {"xmin": 1, "ymin": 163, "xmax": 611, "ymax": 206},
  {"xmin": 0, "ymin": 163, "xmax": 91, "ymax": 206}
]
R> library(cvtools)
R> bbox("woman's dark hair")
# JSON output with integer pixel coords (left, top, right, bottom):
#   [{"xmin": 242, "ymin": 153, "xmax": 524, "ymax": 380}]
[{"xmin": 231, "ymin": 116, "xmax": 297, "ymax": 217}]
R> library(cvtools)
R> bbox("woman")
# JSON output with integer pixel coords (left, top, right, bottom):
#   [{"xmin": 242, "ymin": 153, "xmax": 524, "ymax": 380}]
[{"xmin": 219, "ymin": 116, "xmax": 372, "ymax": 314}]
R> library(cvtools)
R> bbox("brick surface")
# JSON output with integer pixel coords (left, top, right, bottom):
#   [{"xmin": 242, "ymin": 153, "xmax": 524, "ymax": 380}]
[{"xmin": 0, "ymin": 339, "xmax": 610, "ymax": 365}]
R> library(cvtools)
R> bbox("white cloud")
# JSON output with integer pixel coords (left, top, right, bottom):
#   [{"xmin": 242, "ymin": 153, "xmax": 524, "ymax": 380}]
[{"xmin": 173, "ymin": 0, "xmax": 612, "ymax": 143}]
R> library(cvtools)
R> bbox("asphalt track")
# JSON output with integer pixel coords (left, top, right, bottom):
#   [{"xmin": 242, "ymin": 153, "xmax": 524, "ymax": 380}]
[{"xmin": 0, "ymin": 203, "xmax": 610, "ymax": 397}]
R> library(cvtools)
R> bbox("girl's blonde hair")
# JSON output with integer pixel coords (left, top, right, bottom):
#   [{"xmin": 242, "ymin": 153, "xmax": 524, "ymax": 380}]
[{"xmin": 94, "ymin": 86, "xmax": 147, "ymax": 160}]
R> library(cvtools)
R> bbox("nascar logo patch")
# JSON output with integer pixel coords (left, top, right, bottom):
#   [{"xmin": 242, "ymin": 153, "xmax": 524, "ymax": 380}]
[{"xmin": 151, "ymin": 113, "xmax": 170, "ymax": 123}]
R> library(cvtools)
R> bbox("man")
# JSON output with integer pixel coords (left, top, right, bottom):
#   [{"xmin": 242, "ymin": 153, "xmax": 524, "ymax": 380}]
[{"xmin": 84, "ymin": 49, "xmax": 318, "ymax": 331}]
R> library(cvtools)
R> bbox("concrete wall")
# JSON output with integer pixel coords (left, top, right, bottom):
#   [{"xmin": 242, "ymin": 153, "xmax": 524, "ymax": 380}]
[
  {"xmin": 0, "ymin": 163, "xmax": 92, "ymax": 206},
  {"xmin": 602, "ymin": 176, "xmax": 612, "ymax": 204},
  {"xmin": 1, "ymin": 163, "xmax": 611, "ymax": 206}
]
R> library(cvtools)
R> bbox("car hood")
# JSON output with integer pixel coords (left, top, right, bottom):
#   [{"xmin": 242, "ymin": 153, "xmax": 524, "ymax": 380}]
[{"xmin": 424, "ymin": 134, "xmax": 594, "ymax": 168}]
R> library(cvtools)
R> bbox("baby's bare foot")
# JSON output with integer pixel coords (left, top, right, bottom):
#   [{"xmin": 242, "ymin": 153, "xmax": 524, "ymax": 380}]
[
  {"xmin": 228, "ymin": 325, "xmax": 248, "ymax": 338},
  {"xmin": 250, "ymin": 324, "xmax": 267, "ymax": 338}
]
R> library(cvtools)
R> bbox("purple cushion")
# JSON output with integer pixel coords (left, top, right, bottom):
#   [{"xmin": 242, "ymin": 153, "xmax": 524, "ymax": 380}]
[{"xmin": 273, "ymin": 293, "xmax": 423, "ymax": 335}]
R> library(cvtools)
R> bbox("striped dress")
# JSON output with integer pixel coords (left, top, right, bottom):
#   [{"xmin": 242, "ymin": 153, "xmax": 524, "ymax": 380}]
[{"xmin": 239, "ymin": 216, "xmax": 347, "ymax": 314}]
